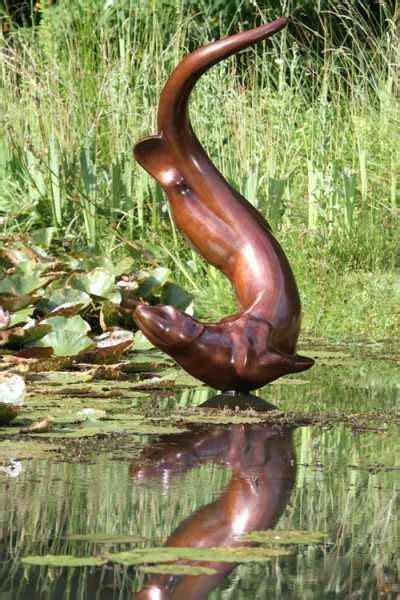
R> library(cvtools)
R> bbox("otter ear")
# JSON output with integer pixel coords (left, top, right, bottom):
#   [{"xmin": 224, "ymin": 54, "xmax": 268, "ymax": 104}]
[{"xmin": 134, "ymin": 135, "xmax": 180, "ymax": 186}]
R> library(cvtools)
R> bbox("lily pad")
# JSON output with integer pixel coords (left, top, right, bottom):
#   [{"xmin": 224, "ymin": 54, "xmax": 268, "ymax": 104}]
[
  {"xmin": 133, "ymin": 330, "xmax": 155, "ymax": 351},
  {"xmin": 0, "ymin": 267, "xmax": 51, "ymax": 296},
  {"xmin": 31, "ymin": 316, "xmax": 95, "ymax": 357},
  {"xmin": 2, "ymin": 323, "xmax": 52, "ymax": 350},
  {"xmin": 8, "ymin": 306, "xmax": 34, "ymax": 327},
  {"xmin": 107, "ymin": 545, "xmax": 292, "ymax": 565},
  {"xmin": 39, "ymin": 286, "xmax": 91, "ymax": 315},
  {"xmin": 22, "ymin": 555, "xmax": 106, "ymax": 567},
  {"xmin": 81, "ymin": 330, "xmax": 133, "ymax": 364},
  {"xmin": 140, "ymin": 564, "xmax": 218, "ymax": 576},
  {"xmin": 65, "ymin": 534, "xmax": 145, "ymax": 544},
  {"xmin": 21, "ymin": 546, "xmax": 291, "ymax": 569},
  {"xmin": 134, "ymin": 267, "xmax": 170, "ymax": 299},
  {"xmin": 241, "ymin": 530, "xmax": 328, "ymax": 545},
  {"xmin": 160, "ymin": 283, "xmax": 193, "ymax": 312},
  {"xmin": 70, "ymin": 269, "xmax": 121, "ymax": 303}
]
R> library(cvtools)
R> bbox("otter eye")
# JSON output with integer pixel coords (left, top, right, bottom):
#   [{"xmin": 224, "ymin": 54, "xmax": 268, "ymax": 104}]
[{"xmin": 175, "ymin": 178, "xmax": 191, "ymax": 196}]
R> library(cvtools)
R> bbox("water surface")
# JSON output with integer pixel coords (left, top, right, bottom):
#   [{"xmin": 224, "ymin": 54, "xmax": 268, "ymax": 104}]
[{"xmin": 0, "ymin": 346, "xmax": 399, "ymax": 599}]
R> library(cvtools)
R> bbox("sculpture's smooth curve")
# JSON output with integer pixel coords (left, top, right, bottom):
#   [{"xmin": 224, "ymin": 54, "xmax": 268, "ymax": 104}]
[{"xmin": 133, "ymin": 17, "xmax": 314, "ymax": 391}]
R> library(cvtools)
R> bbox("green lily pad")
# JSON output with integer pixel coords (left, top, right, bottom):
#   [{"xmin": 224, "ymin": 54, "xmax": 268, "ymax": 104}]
[
  {"xmin": 160, "ymin": 283, "xmax": 193, "ymax": 312},
  {"xmin": 140, "ymin": 564, "xmax": 218, "ymax": 576},
  {"xmin": 31, "ymin": 316, "xmax": 95, "ymax": 357},
  {"xmin": 31, "ymin": 227, "xmax": 56, "ymax": 248},
  {"xmin": 22, "ymin": 555, "xmax": 106, "ymax": 567},
  {"xmin": 0, "ymin": 267, "xmax": 51, "ymax": 296},
  {"xmin": 3, "ymin": 323, "xmax": 52, "ymax": 350},
  {"xmin": 8, "ymin": 307, "xmax": 35, "ymax": 327},
  {"xmin": 241, "ymin": 530, "xmax": 328, "ymax": 545},
  {"xmin": 39, "ymin": 286, "xmax": 91, "ymax": 315},
  {"xmin": 21, "ymin": 546, "xmax": 291, "ymax": 569},
  {"xmin": 81, "ymin": 330, "xmax": 133, "ymax": 364},
  {"xmin": 70, "ymin": 269, "xmax": 121, "ymax": 303},
  {"xmin": 134, "ymin": 267, "xmax": 170, "ymax": 299},
  {"xmin": 107, "ymin": 545, "xmax": 292, "ymax": 565},
  {"xmin": 133, "ymin": 330, "xmax": 154, "ymax": 351},
  {"xmin": 65, "ymin": 534, "xmax": 145, "ymax": 544}
]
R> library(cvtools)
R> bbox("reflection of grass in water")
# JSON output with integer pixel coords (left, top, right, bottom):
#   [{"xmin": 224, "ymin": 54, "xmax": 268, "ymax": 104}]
[
  {"xmin": 0, "ymin": 362, "xmax": 399, "ymax": 598},
  {"xmin": 1, "ymin": 428, "xmax": 398, "ymax": 598}
]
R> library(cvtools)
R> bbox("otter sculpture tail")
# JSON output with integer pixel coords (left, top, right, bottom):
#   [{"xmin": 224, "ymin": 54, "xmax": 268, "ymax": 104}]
[{"xmin": 133, "ymin": 17, "xmax": 314, "ymax": 391}]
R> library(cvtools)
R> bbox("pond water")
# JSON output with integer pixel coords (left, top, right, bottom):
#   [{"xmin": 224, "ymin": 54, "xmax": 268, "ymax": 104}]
[{"xmin": 0, "ymin": 344, "xmax": 399, "ymax": 599}]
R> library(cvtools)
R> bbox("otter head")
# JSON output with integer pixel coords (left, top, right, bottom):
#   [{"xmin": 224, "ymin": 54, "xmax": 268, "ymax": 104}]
[{"xmin": 134, "ymin": 304, "xmax": 204, "ymax": 353}]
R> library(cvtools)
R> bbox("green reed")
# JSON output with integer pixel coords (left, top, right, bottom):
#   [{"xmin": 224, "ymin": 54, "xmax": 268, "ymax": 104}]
[{"xmin": 0, "ymin": 0, "xmax": 398, "ymax": 337}]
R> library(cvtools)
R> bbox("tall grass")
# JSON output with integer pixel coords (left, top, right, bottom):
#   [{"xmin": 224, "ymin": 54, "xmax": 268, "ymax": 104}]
[{"xmin": 0, "ymin": 0, "xmax": 398, "ymax": 331}]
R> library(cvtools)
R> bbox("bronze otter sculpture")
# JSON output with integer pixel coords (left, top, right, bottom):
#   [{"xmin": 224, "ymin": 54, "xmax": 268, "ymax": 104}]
[{"xmin": 133, "ymin": 17, "xmax": 314, "ymax": 391}]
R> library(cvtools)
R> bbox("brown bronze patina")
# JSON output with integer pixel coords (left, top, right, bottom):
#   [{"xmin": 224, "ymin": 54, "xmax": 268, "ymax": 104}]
[
  {"xmin": 133, "ymin": 395, "xmax": 296, "ymax": 599},
  {"xmin": 133, "ymin": 17, "xmax": 314, "ymax": 391}
]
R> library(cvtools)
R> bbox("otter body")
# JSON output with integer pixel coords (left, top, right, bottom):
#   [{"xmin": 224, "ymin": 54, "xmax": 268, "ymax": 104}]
[{"xmin": 133, "ymin": 17, "xmax": 314, "ymax": 391}]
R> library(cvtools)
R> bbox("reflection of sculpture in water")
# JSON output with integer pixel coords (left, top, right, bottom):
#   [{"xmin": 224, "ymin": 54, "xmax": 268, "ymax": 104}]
[
  {"xmin": 132, "ymin": 396, "xmax": 296, "ymax": 599},
  {"xmin": 133, "ymin": 17, "xmax": 314, "ymax": 392}
]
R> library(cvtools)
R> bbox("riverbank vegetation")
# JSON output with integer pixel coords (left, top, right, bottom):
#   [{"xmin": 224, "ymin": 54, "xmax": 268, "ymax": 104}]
[{"xmin": 0, "ymin": 0, "xmax": 399, "ymax": 352}]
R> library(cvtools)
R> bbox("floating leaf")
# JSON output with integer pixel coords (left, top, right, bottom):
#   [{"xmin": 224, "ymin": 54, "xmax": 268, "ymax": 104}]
[
  {"xmin": 0, "ymin": 440, "xmax": 61, "ymax": 460},
  {"xmin": 8, "ymin": 306, "xmax": 34, "ymax": 327},
  {"xmin": 70, "ymin": 269, "xmax": 121, "ymax": 303},
  {"xmin": 134, "ymin": 267, "xmax": 170, "ymax": 299},
  {"xmin": 3, "ymin": 323, "xmax": 52, "ymax": 350},
  {"xmin": 0, "ymin": 245, "xmax": 40, "ymax": 267},
  {"xmin": 31, "ymin": 316, "xmax": 95, "ymax": 357},
  {"xmin": 22, "ymin": 555, "xmax": 106, "ymax": 568},
  {"xmin": 107, "ymin": 545, "xmax": 292, "ymax": 565},
  {"xmin": 65, "ymin": 534, "xmax": 145, "ymax": 544},
  {"xmin": 241, "ymin": 530, "xmax": 328, "ymax": 545},
  {"xmin": 133, "ymin": 330, "xmax": 154, "ymax": 351},
  {"xmin": 39, "ymin": 286, "xmax": 91, "ymax": 315},
  {"xmin": 31, "ymin": 227, "xmax": 56, "ymax": 248},
  {"xmin": 140, "ymin": 564, "xmax": 218, "ymax": 576},
  {"xmin": 160, "ymin": 283, "xmax": 193, "ymax": 312},
  {"xmin": 81, "ymin": 330, "xmax": 133, "ymax": 364},
  {"xmin": 0, "ymin": 293, "xmax": 39, "ymax": 312},
  {"xmin": 16, "ymin": 347, "xmax": 54, "ymax": 359},
  {"xmin": 0, "ymin": 268, "xmax": 51, "ymax": 296}
]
